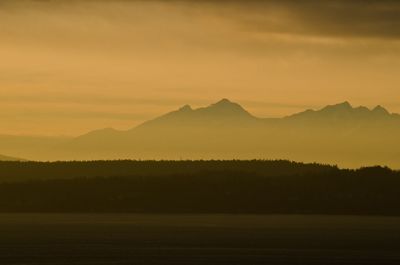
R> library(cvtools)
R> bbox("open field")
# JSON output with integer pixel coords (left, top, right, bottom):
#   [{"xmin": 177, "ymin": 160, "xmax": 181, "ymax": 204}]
[{"xmin": 1, "ymin": 214, "xmax": 400, "ymax": 265}]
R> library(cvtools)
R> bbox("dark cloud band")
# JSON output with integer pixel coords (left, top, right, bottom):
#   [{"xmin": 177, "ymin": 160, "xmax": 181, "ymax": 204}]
[
  {"xmin": 210, "ymin": 0, "xmax": 400, "ymax": 40},
  {"xmin": 2, "ymin": 0, "xmax": 400, "ymax": 39},
  {"xmin": 165, "ymin": 0, "xmax": 400, "ymax": 40}
]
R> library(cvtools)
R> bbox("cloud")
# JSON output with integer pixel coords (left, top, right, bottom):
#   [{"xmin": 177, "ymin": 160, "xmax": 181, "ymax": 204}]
[
  {"xmin": 190, "ymin": 0, "xmax": 400, "ymax": 41},
  {"xmin": 3, "ymin": 0, "xmax": 400, "ymax": 41}
]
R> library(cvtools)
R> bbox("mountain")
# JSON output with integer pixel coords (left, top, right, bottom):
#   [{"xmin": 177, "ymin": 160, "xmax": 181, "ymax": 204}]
[
  {"xmin": 135, "ymin": 98, "xmax": 259, "ymax": 130},
  {"xmin": 285, "ymin": 101, "xmax": 397, "ymax": 123},
  {"xmin": 3, "ymin": 99, "xmax": 400, "ymax": 168},
  {"xmin": 136, "ymin": 99, "xmax": 399, "ymax": 130},
  {"xmin": 0, "ymin": 154, "xmax": 25, "ymax": 161},
  {"xmin": 0, "ymin": 135, "xmax": 69, "ymax": 162},
  {"xmin": 72, "ymin": 98, "xmax": 262, "ymax": 149},
  {"xmin": 70, "ymin": 99, "xmax": 400, "ymax": 138},
  {"xmin": 57, "ymin": 99, "xmax": 400, "ymax": 168},
  {"xmin": 67, "ymin": 99, "xmax": 263, "ymax": 159}
]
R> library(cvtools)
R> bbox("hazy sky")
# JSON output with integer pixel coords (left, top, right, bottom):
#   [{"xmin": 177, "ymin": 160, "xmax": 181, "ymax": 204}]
[{"xmin": 1, "ymin": 0, "xmax": 400, "ymax": 136}]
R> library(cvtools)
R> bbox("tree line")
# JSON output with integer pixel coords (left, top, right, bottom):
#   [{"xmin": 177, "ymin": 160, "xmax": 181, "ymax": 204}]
[{"xmin": 0, "ymin": 160, "xmax": 398, "ymax": 215}]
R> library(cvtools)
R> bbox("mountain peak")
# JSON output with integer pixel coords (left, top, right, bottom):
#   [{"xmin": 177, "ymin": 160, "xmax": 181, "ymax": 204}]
[
  {"xmin": 212, "ymin": 98, "xmax": 237, "ymax": 107},
  {"xmin": 372, "ymin": 105, "xmax": 390, "ymax": 115},
  {"xmin": 136, "ymin": 98, "xmax": 256, "ymax": 129},
  {"xmin": 209, "ymin": 98, "xmax": 243, "ymax": 110},
  {"xmin": 339, "ymin": 101, "xmax": 352, "ymax": 108},
  {"xmin": 178, "ymin": 104, "xmax": 193, "ymax": 112},
  {"xmin": 322, "ymin": 101, "xmax": 353, "ymax": 112},
  {"xmin": 205, "ymin": 99, "xmax": 253, "ymax": 118}
]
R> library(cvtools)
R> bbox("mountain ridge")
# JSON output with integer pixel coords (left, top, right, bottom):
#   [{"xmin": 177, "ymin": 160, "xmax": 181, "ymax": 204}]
[
  {"xmin": 135, "ymin": 98, "xmax": 258, "ymax": 130},
  {"xmin": 285, "ymin": 101, "xmax": 396, "ymax": 120},
  {"xmin": 78, "ymin": 99, "xmax": 399, "ymax": 136},
  {"xmin": 4, "ymin": 99, "xmax": 400, "ymax": 168},
  {"xmin": 74, "ymin": 99, "xmax": 400, "ymax": 143}
]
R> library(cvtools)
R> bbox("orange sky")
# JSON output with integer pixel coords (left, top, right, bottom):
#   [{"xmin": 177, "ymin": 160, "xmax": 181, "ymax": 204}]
[{"xmin": 1, "ymin": 0, "xmax": 400, "ymax": 136}]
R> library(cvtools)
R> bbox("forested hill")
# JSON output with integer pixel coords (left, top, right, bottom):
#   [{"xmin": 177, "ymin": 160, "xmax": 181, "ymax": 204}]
[{"xmin": 0, "ymin": 160, "xmax": 399, "ymax": 215}]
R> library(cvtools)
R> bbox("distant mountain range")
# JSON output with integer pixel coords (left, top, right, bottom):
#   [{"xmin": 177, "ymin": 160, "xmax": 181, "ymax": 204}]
[
  {"xmin": 1, "ymin": 99, "xmax": 400, "ymax": 168},
  {"xmin": 285, "ymin": 101, "xmax": 399, "ymax": 123},
  {"xmin": 76, "ymin": 99, "xmax": 400, "ymax": 137}
]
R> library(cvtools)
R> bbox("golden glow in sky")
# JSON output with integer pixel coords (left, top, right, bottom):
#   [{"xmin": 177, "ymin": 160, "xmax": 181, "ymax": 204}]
[{"xmin": 1, "ymin": 0, "xmax": 400, "ymax": 136}]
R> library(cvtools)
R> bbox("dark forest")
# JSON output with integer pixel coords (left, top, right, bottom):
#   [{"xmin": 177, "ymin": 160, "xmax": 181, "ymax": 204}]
[{"xmin": 0, "ymin": 160, "xmax": 398, "ymax": 215}]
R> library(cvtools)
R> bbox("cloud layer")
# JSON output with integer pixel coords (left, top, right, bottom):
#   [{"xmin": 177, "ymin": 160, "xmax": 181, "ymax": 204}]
[{"xmin": 216, "ymin": 0, "xmax": 400, "ymax": 40}]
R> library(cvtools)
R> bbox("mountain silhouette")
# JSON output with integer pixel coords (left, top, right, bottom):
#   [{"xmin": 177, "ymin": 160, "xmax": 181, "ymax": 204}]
[
  {"xmin": 285, "ymin": 101, "xmax": 396, "ymax": 123},
  {"xmin": 3, "ymin": 99, "xmax": 400, "ymax": 168},
  {"xmin": 0, "ymin": 154, "xmax": 24, "ymax": 161},
  {"xmin": 135, "ymin": 98, "xmax": 258, "ymax": 130}
]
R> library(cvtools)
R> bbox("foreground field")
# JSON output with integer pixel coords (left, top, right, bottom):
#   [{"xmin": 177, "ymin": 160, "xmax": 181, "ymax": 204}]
[{"xmin": 1, "ymin": 214, "xmax": 400, "ymax": 265}]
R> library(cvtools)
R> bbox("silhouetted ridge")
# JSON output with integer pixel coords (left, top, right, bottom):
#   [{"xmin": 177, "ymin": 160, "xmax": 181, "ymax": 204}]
[
  {"xmin": 321, "ymin": 101, "xmax": 352, "ymax": 112},
  {"xmin": 197, "ymin": 98, "xmax": 254, "ymax": 117},
  {"xmin": 48, "ymin": 99, "xmax": 400, "ymax": 166},
  {"xmin": 136, "ymin": 98, "xmax": 256, "ymax": 129},
  {"xmin": 75, "ymin": 127, "xmax": 121, "ymax": 141},
  {"xmin": 286, "ymin": 101, "xmax": 395, "ymax": 121},
  {"xmin": 372, "ymin": 105, "xmax": 390, "ymax": 115},
  {"xmin": 210, "ymin": 98, "xmax": 243, "ymax": 109},
  {"xmin": 178, "ymin": 104, "xmax": 193, "ymax": 112}
]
